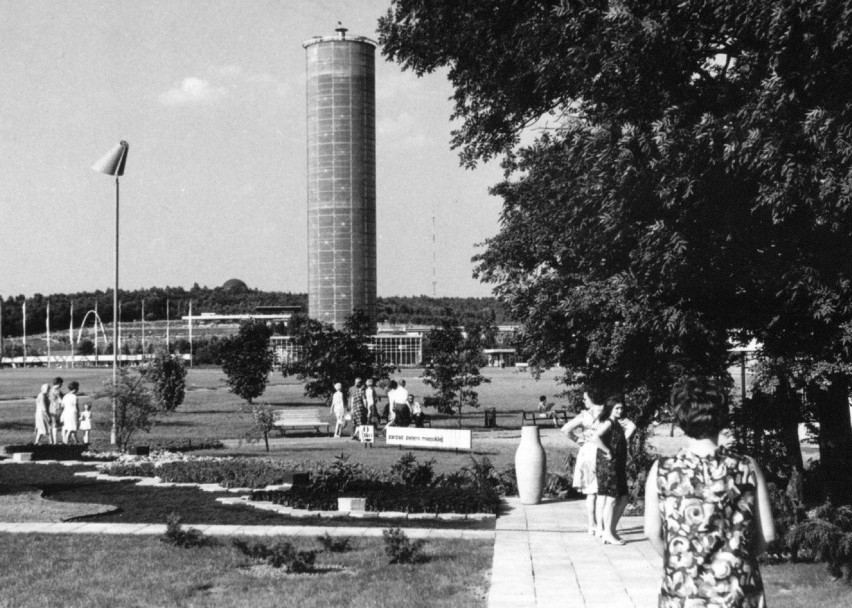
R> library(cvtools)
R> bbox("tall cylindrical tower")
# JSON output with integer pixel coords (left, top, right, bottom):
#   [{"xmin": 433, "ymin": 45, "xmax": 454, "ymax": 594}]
[{"xmin": 304, "ymin": 28, "xmax": 376, "ymax": 329}]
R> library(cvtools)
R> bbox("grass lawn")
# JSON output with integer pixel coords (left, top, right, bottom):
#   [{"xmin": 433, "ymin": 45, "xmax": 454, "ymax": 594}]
[
  {"xmin": 0, "ymin": 533, "xmax": 492, "ymax": 608},
  {"xmin": 764, "ymin": 562, "xmax": 852, "ymax": 607}
]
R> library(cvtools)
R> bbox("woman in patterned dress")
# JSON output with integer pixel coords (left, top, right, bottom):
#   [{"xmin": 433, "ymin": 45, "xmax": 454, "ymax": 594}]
[
  {"xmin": 644, "ymin": 377, "xmax": 775, "ymax": 608},
  {"xmin": 591, "ymin": 395, "xmax": 633, "ymax": 544}
]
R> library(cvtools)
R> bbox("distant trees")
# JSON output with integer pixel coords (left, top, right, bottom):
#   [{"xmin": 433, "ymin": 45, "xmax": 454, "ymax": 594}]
[
  {"xmin": 282, "ymin": 311, "xmax": 396, "ymax": 401},
  {"xmin": 421, "ymin": 312, "xmax": 490, "ymax": 426},
  {"xmin": 220, "ymin": 320, "xmax": 274, "ymax": 404},
  {"xmin": 1, "ymin": 289, "xmax": 506, "ymax": 340}
]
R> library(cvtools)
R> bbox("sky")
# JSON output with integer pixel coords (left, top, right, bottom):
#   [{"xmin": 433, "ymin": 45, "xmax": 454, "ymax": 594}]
[{"xmin": 0, "ymin": 0, "xmax": 505, "ymax": 300}]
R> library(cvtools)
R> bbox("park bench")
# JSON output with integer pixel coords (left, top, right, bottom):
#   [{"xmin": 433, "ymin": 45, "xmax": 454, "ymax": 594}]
[
  {"xmin": 521, "ymin": 409, "xmax": 573, "ymax": 428},
  {"xmin": 272, "ymin": 408, "xmax": 330, "ymax": 436}
]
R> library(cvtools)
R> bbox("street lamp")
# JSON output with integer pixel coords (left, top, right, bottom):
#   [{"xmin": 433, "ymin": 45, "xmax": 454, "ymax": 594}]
[{"xmin": 92, "ymin": 140, "xmax": 129, "ymax": 445}]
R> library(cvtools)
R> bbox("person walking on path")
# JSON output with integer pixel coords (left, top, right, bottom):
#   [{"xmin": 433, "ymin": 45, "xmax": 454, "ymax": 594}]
[
  {"xmin": 330, "ymin": 382, "xmax": 346, "ymax": 438},
  {"xmin": 349, "ymin": 377, "xmax": 367, "ymax": 440},
  {"xmin": 591, "ymin": 395, "xmax": 634, "ymax": 545},
  {"xmin": 562, "ymin": 387, "xmax": 606, "ymax": 535},
  {"xmin": 644, "ymin": 377, "xmax": 775, "ymax": 607},
  {"xmin": 60, "ymin": 381, "xmax": 81, "ymax": 444},
  {"xmin": 34, "ymin": 383, "xmax": 51, "ymax": 444},
  {"xmin": 48, "ymin": 377, "xmax": 64, "ymax": 445}
]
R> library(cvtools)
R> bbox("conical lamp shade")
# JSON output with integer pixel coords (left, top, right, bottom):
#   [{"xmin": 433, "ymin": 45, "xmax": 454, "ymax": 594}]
[{"xmin": 92, "ymin": 141, "xmax": 129, "ymax": 176}]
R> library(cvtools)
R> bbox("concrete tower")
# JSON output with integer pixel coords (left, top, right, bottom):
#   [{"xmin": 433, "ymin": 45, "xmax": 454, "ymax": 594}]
[{"xmin": 304, "ymin": 27, "xmax": 377, "ymax": 329}]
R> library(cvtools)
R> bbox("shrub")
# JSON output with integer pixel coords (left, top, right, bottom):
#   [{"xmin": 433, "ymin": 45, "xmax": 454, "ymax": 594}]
[
  {"xmin": 784, "ymin": 504, "xmax": 852, "ymax": 582},
  {"xmin": 232, "ymin": 539, "xmax": 317, "ymax": 572},
  {"xmin": 144, "ymin": 348, "xmax": 187, "ymax": 412},
  {"xmin": 383, "ymin": 528, "xmax": 426, "ymax": 564},
  {"xmin": 102, "ymin": 461, "xmax": 157, "ymax": 477},
  {"xmin": 161, "ymin": 513, "xmax": 212, "ymax": 548},
  {"xmin": 317, "ymin": 533, "xmax": 352, "ymax": 553},
  {"xmin": 389, "ymin": 452, "xmax": 435, "ymax": 487}
]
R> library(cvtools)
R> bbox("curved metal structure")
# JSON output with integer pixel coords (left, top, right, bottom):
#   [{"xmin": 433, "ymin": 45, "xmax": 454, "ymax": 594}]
[{"xmin": 304, "ymin": 28, "xmax": 377, "ymax": 329}]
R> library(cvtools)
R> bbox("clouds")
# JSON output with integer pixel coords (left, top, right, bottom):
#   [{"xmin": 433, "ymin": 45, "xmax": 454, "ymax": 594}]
[
  {"xmin": 158, "ymin": 68, "xmax": 298, "ymax": 107},
  {"xmin": 158, "ymin": 77, "xmax": 229, "ymax": 106}
]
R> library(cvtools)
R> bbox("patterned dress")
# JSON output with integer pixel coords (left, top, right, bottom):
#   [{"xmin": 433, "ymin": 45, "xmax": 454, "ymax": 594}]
[
  {"xmin": 571, "ymin": 409, "xmax": 601, "ymax": 494},
  {"xmin": 656, "ymin": 447, "xmax": 766, "ymax": 608},
  {"xmin": 595, "ymin": 419, "xmax": 628, "ymax": 497}
]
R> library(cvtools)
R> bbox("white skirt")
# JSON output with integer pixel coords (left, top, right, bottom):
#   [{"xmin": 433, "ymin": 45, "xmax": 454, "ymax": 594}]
[{"xmin": 572, "ymin": 442, "xmax": 599, "ymax": 494}]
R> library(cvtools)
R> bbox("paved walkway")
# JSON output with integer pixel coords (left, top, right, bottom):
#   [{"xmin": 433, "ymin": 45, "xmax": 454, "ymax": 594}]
[{"xmin": 488, "ymin": 497, "xmax": 661, "ymax": 608}]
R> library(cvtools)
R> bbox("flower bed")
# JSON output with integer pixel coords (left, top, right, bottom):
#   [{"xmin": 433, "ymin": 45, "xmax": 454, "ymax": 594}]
[
  {"xmin": 251, "ymin": 453, "xmax": 508, "ymax": 515},
  {"xmin": 100, "ymin": 454, "xmax": 311, "ymax": 489}
]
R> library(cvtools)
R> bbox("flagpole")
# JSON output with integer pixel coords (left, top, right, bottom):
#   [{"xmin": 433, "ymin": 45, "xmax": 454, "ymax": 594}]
[
  {"xmin": 22, "ymin": 300, "xmax": 27, "ymax": 368},
  {"xmin": 70, "ymin": 301, "xmax": 75, "ymax": 368},
  {"xmin": 46, "ymin": 301, "xmax": 51, "ymax": 368}
]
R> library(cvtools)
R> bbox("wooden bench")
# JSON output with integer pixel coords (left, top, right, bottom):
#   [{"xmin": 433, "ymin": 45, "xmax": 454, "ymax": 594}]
[
  {"xmin": 521, "ymin": 409, "xmax": 573, "ymax": 428},
  {"xmin": 272, "ymin": 408, "xmax": 330, "ymax": 436}
]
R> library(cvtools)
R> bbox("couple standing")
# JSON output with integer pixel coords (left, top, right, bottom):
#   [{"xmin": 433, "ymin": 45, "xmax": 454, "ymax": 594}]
[{"xmin": 562, "ymin": 387, "xmax": 635, "ymax": 545}]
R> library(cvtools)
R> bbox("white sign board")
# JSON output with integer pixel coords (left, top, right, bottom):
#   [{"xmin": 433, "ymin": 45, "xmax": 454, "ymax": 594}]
[
  {"xmin": 358, "ymin": 425, "xmax": 375, "ymax": 444},
  {"xmin": 385, "ymin": 427, "xmax": 472, "ymax": 451}
]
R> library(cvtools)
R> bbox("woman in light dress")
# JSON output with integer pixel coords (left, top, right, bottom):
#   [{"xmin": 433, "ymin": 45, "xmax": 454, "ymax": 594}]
[
  {"xmin": 60, "ymin": 381, "xmax": 80, "ymax": 444},
  {"xmin": 330, "ymin": 382, "xmax": 346, "ymax": 437},
  {"xmin": 34, "ymin": 383, "xmax": 51, "ymax": 444},
  {"xmin": 561, "ymin": 388, "xmax": 606, "ymax": 534}
]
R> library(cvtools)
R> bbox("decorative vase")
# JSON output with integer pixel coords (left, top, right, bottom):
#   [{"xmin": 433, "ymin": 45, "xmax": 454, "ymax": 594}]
[{"xmin": 515, "ymin": 425, "xmax": 546, "ymax": 504}]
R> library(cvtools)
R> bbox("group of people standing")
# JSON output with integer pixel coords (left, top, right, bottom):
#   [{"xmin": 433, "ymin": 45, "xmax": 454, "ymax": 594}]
[
  {"xmin": 563, "ymin": 379, "xmax": 776, "ymax": 607},
  {"xmin": 562, "ymin": 387, "xmax": 635, "ymax": 545},
  {"xmin": 329, "ymin": 377, "xmax": 425, "ymax": 439},
  {"xmin": 34, "ymin": 376, "xmax": 91, "ymax": 445}
]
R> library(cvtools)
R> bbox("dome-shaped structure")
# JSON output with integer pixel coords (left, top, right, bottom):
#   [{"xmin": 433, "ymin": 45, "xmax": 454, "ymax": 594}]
[{"xmin": 221, "ymin": 278, "xmax": 248, "ymax": 292}]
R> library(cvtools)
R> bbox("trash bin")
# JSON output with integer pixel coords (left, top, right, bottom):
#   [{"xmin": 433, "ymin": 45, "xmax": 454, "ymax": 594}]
[{"xmin": 484, "ymin": 408, "xmax": 497, "ymax": 428}]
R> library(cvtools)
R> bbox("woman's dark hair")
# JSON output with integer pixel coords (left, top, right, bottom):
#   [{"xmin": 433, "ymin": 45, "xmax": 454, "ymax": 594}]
[
  {"xmin": 68, "ymin": 381, "xmax": 79, "ymax": 391},
  {"xmin": 670, "ymin": 377, "xmax": 728, "ymax": 438},
  {"xmin": 584, "ymin": 385, "xmax": 608, "ymax": 406},
  {"xmin": 597, "ymin": 395, "xmax": 623, "ymax": 422},
  {"xmin": 388, "ymin": 380, "xmax": 398, "ymax": 390}
]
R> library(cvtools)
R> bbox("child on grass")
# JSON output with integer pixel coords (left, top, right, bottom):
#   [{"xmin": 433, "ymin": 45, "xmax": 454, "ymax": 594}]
[{"xmin": 79, "ymin": 403, "xmax": 92, "ymax": 444}]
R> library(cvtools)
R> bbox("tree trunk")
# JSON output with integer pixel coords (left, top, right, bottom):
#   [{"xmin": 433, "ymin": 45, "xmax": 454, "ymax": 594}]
[
  {"xmin": 809, "ymin": 374, "xmax": 852, "ymax": 506},
  {"xmin": 263, "ymin": 430, "xmax": 269, "ymax": 452},
  {"xmin": 776, "ymin": 376, "xmax": 805, "ymax": 504}
]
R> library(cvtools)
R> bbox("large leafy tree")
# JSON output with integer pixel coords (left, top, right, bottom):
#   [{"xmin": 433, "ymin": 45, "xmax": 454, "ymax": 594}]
[
  {"xmin": 379, "ymin": 0, "xmax": 852, "ymax": 503},
  {"xmin": 282, "ymin": 310, "xmax": 396, "ymax": 401},
  {"xmin": 221, "ymin": 320, "xmax": 274, "ymax": 404},
  {"xmin": 422, "ymin": 311, "xmax": 490, "ymax": 425}
]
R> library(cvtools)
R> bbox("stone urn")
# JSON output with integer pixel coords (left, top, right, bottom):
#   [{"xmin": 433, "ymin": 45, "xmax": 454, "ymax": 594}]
[{"xmin": 515, "ymin": 425, "xmax": 546, "ymax": 504}]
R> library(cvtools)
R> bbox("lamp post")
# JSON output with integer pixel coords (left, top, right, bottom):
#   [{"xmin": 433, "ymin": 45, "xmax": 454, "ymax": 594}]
[{"xmin": 92, "ymin": 140, "xmax": 129, "ymax": 445}]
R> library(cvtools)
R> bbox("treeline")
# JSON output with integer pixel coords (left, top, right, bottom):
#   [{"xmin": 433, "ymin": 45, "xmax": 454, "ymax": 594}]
[{"xmin": 1, "ymin": 287, "xmax": 509, "ymax": 338}]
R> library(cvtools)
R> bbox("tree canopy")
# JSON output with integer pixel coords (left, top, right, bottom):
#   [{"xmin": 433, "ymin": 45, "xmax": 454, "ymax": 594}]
[
  {"xmin": 220, "ymin": 320, "xmax": 274, "ymax": 404},
  {"xmin": 282, "ymin": 311, "xmax": 396, "ymax": 401},
  {"xmin": 379, "ymin": 0, "xmax": 852, "ymax": 502}
]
